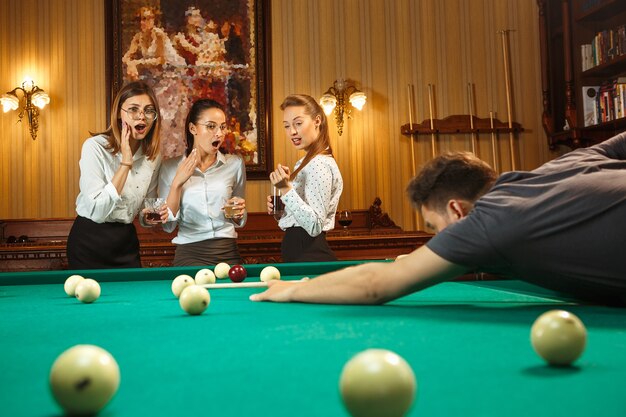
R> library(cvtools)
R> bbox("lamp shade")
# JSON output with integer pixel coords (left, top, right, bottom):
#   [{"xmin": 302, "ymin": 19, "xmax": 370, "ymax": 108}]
[
  {"xmin": 0, "ymin": 93, "xmax": 19, "ymax": 112},
  {"xmin": 320, "ymin": 93, "xmax": 337, "ymax": 116},
  {"xmin": 349, "ymin": 91, "xmax": 367, "ymax": 111},
  {"xmin": 32, "ymin": 91, "xmax": 50, "ymax": 109}
]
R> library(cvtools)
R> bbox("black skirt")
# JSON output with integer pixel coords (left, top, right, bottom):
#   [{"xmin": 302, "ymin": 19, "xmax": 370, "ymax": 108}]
[
  {"xmin": 281, "ymin": 227, "xmax": 337, "ymax": 263},
  {"xmin": 66, "ymin": 216, "xmax": 141, "ymax": 270}
]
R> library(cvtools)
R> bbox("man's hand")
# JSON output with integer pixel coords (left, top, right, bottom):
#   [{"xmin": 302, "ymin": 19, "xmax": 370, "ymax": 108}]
[{"xmin": 249, "ymin": 279, "xmax": 305, "ymax": 303}]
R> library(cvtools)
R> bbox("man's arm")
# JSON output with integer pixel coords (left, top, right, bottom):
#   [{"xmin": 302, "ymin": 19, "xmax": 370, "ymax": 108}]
[{"xmin": 249, "ymin": 245, "xmax": 469, "ymax": 305}]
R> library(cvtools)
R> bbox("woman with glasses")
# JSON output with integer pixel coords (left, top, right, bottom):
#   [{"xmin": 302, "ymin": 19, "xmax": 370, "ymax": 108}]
[
  {"xmin": 66, "ymin": 81, "xmax": 162, "ymax": 269},
  {"xmin": 266, "ymin": 94, "xmax": 343, "ymax": 262},
  {"xmin": 158, "ymin": 98, "xmax": 247, "ymax": 266}
]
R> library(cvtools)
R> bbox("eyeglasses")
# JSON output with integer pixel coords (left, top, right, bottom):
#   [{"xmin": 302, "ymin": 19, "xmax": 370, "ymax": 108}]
[
  {"xmin": 121, "ymin": 106, "xmax": 158, "ymax": 122},
  {"xmin": 197, "ymin": 122, "xmax": 229, "ymax": 133}
]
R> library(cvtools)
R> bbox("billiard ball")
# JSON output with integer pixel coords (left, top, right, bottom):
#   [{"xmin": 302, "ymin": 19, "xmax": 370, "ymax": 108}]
[
  {"xmin": 64, "ymin": 275, "xmax": 85, "ymax": 297},
  {"xmin": 179, "ymin": 285, "xmax": 211, "ymax": 315},
  {"xmin": 340, "ymin": 349, "xmax": 416, "ymax": 417},
  {"xmin": 228, "ymin": 265, "xmax": 247, "ymax": 282},
  {"xmin": 75, "ymin": 279, "xmax": 101, "ymax": 304},
  {"xmin": 260, "ymin": 266, "xmax": 281, "ymax": 282},
  {"xmin": 214, "ymin": 262, "xmax": 231, "ymax": 279},
  {"xmin": 531, "ymin": 309, "xmax": 587, "ymax": 366},
  {"xmin": 195, "ymin": 268, "xmax": 216, "ymax": 285},
  {"xmin": 49, "ymin": 344, "xmax": 120, "ymax": 416},
  {"xmin": 171, "ymin": 275, "xmax": 195, "ymax": 298}
]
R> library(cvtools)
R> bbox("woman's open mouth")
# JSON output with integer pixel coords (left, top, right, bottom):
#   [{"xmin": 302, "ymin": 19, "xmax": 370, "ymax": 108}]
[
  {"xmin": 134, "ymin": 124, "xmax": 147, "ymax": 135},
  {"xmin": 212, "ymin": 140, "xmax": 220, "ymax": 148}
]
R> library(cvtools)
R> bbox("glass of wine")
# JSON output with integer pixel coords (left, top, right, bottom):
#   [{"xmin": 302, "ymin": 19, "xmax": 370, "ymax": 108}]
[
  {"xmin": 337, "ymin": 210, "xmax": 352, "ymax": 234},
  {"xmin": 271, "ymin": 187, "xmax": 285, "ymax": 221},
  {"xmin": 144, "ymin": 198, "xmax": 166, "ymax": 223}
]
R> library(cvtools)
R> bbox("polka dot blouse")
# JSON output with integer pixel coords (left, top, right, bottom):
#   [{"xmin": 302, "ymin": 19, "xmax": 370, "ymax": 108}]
[{"xmin": 278, "ymin": 154, "xmax": 343, "ymax": 237}]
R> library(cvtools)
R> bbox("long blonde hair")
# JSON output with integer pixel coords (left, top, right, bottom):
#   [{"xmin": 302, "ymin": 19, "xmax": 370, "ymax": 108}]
[
  {"xmin": 280, "ymin": 94, "xmax": 333, "ymax": 180},
  {"xmin": 91, "ymin": 81, "xmax": 161, "ymax": 161}
]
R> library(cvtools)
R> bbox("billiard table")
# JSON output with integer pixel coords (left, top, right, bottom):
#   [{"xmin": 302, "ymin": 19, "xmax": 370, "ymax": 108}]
[{"xmin": 1, "ymin": 261, "xmax": 625, "ymax": 417}]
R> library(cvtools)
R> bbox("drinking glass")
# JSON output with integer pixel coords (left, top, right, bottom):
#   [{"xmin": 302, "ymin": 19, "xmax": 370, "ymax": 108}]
[
  {"xmin": 271, "ymin": 187, "xmax": 285, "ymax": 221},
  {"xmin": 144, "ymin": 198, "xmax": 166, "ymax": 222},
  {"xmin": 223, "ymin": 199, "xmax": 237, "ymax": 219},
  {"xmin": 337, "ymin": 210, "xmax": 352, "ymax": 233}
]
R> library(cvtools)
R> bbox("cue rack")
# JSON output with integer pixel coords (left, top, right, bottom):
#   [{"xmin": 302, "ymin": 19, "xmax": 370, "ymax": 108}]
[{"xmin": 402, "ymin": 29, "xmax": 524, "ymax": 173}]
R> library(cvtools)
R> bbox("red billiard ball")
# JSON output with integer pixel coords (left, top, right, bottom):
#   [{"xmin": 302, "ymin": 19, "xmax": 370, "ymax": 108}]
[{"xmin": 228, "ymin": 265, "xmax": 247, "ymax": 283}]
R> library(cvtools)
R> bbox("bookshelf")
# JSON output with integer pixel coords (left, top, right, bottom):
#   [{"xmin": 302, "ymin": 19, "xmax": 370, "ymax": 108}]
[{"xmin": 538, "ymin": 0, "xmax": 626, "ymax": 149}]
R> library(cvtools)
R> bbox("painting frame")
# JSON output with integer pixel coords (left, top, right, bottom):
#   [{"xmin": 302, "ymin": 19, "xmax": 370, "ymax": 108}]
[{"xmin": 105, "ymin": 0, "xmax": 272, "ymax": 180}]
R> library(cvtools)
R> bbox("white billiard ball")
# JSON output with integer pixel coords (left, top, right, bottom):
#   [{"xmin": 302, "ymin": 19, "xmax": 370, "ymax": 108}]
[
  {"xmin": 49, "ymin": 344, "xmax": 120, "ymax": 416},
  {"xmin": 340, "ymin": 349, "xmax": 417, "ymax": 417},
  {"xmin": 64, "ymin": 275, "xmax": 85, "ymax": 296},
  {"xmin": 179, "ymin": 285, "xmax": 211, "ymax": 315},
  {"xmin": 171, "ymin": 275, "xmax": 195, "ymax": 298},
  {"xmin": 531, "ymin": 309, "xmax": 587, "ymax": 366},
  {"xmin": 214, "ymin": 262, "xmax": 231, "ymax": 279},
  {"xmin": 75, "ymin": 279, "xmax": 101, "ymax": 304},
  {"xmin": 194, "ymin": 268, "xmax": 216, "ymax": 285},
  {"xmin": 260, "ymin": 266, "xmax": 281, "ymax": 282}
]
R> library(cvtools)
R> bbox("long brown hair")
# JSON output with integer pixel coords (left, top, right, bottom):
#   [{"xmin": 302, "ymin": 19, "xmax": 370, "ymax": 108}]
[
  {"xmin": 91, "ymin": 81, "xmax": 161, "ymax": 161},
  {"xmin": 280, "ymin": 94, "xmax": 333, "ymax": 180}
]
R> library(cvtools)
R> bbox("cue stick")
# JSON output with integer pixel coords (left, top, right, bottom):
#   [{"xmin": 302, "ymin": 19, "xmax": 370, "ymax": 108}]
[
  {"xmin": 406, "ymin": 84, "xmax": 420, "ymax": 230},
  {"xmin": 201, "ymin": 278, "xmax": 309, "ymax": 289},
  {"xmin": 489, "ymin": 111, "xmax": 499, "ymax": 172},
  {"xmin": 428, "ymin": 84, "xmax": 436, "ymax": 158},
  {"xmin": 467, "ymin": 83, "xmax": 477, "ymax": 155},
  {"xmin": 498, "ymin": 29, "xmax": 516, "ymax": 170},
  {"xmin": 407, "ymin": 84, "xmax": 417, "ymax": 178}
]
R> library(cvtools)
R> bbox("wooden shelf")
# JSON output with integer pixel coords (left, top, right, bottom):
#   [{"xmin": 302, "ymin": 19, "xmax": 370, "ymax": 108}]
[
  {"xmin": 582, "ymin": 54, "xmax": 626, "ymax": 78},
  {"xmin": 538, "ymin": 0, "xmax": 626, "ymax": 149},
  {"xmin": 401, "ymin": 115, "xmax": 523, "ymax": 136},
  {"xmin": 548, "ymin": 117, "xmax": 626, "ymax": 149},
  {"xmin": 575, "ymin": 0, "xmax": 626, "ymax": 22},
  {"xmin": 582, "ymin": 116, "xmax": 626, "ymax": 131}
]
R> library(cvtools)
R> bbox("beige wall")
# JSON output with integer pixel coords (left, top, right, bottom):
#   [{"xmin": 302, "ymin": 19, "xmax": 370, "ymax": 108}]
[{"xmin": 0, "ymin": 0, "xmax": 550, "ymax": 231}]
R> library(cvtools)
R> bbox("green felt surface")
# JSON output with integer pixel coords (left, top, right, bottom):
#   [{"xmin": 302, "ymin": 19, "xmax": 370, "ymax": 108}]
[{"xmin": 1, "ymin": 262, "xmax": 625, "ymax": 417}]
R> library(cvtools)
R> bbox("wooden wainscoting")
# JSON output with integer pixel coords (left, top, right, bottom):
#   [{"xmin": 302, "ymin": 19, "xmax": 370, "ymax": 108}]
[{"xmin": 0, "ymin": 199, "xmax": 432, "ymax": 272}]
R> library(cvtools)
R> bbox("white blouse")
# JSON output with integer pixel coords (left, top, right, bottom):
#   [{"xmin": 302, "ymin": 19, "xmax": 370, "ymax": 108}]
[
  {"xmin": 159, "ymin": 152, "xmax": 247, "ymax": 244},
  {"xmin": 75, "ymin": 135, "xmax": 160, "ymax": 224},
  {"xmin": 278, "ymin": 154, "xmax": 343, "ymax": 236}
]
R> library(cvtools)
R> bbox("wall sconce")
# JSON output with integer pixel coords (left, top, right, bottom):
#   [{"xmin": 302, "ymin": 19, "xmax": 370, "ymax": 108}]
[
  {"xmin": 319, "ymin": 79, "xmax": 366, "ymax": 136},
  {"xmin": 1, "ymin": 79, "xmax": 50, "ymax": 140}
]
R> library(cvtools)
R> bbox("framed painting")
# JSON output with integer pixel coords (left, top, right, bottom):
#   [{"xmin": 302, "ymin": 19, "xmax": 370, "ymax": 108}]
[{"xmin": 105, "ymin": 0, "xmax": 272, "ymax": 179}]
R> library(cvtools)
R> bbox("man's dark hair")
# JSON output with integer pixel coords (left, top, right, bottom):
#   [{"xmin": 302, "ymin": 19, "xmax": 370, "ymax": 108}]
[{"xmin": 406, "ymin": 152, "xmax": 497, "ymax": 212}]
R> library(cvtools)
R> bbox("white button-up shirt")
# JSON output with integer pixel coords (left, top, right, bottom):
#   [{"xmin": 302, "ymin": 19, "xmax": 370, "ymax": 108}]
[
  {"xmin": 75, "ymin": 135, "xmax": 160, "ymax": 224},
  {"xmin": 159, "ymin": 152, "xmax": 247, "ymax": 244},
  {"xmin": 278, "ymin": 154, "xmax": 343, "ymax": 236}
]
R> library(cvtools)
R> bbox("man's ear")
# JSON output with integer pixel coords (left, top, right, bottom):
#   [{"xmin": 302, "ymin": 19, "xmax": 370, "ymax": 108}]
[{"xmin": 446, "ymin": 199, "xmax": 472, "ymax": 220}]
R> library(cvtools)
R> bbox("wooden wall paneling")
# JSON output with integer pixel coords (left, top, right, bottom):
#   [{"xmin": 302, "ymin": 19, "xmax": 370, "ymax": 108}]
[{"xmin": 0, "ymin": 0, "xmax": 11, "ymax": 217}]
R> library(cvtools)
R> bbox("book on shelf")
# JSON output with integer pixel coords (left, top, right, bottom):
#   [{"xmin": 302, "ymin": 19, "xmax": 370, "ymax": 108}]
[
  {"xmin": 582, "ymin": 86, "xmax": 600, "ymax": 127},
  {"xmin": 583, "ymin": 25, "xmax": 626, "ymax": 71},
  {"xmin": 582, "ymin": 79, "xmax": 626, "ymax": 127}
]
